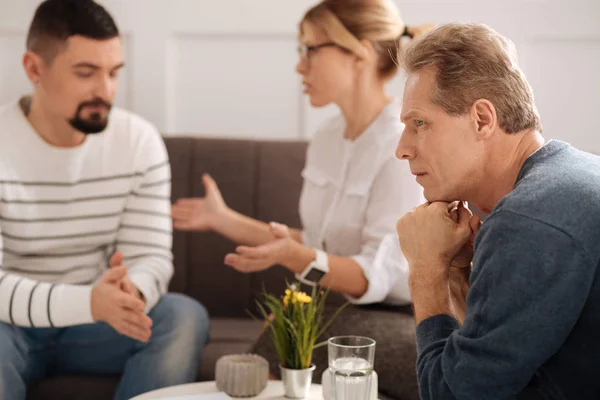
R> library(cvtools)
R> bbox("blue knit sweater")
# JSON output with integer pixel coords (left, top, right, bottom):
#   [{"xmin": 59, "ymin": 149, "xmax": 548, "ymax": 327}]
[{"xmin": 416, "ymin": 140, "xmax": 600, "ymax": 400}]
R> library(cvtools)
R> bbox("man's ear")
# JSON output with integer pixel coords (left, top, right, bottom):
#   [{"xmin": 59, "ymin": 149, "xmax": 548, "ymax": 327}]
[
  {"xmin": 23, "ymin": 50, "xmax": 45, "ymax": 85},
  {"xmin": 470, "ymin": 99, "xmax": 497, "ymax": 140}
]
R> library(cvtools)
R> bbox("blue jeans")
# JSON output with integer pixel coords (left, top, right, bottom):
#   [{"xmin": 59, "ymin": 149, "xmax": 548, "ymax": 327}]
[{"xmin": 0, "ymin": 293, "xmax": 210, "ymax": 400}]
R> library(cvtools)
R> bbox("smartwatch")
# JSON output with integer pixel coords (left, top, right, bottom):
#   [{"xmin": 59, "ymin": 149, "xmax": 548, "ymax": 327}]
[{"xmin": 296, "ymin": 249, "xmax": 329, "ymax": 286}]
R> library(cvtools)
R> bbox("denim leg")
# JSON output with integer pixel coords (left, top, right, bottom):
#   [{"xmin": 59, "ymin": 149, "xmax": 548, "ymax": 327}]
[
  {"xmin": 0, "ymin": 323, "xmax": 51, "ymax": 400},
  {"xmin": 53, "ymin": 321, "xmax": 138, "ymax": 376},
  {"xmin": 114, "ymin": 293, "xmax": 210, "ymax": 400},
  {"xmin": 53, "ymin": 293, "xmax": 210, "ymax": 400}
]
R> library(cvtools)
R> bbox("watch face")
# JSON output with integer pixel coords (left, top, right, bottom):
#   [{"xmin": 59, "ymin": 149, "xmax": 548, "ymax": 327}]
[{"xmin": 305, "ymin": 268, "xmax": 327, "ymax": 283}]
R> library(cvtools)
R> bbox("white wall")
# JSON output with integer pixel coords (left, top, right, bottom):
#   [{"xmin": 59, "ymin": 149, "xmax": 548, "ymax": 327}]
[{"xmin": 0, "ymin": 1, "xmax": 599, "ymax": 152}]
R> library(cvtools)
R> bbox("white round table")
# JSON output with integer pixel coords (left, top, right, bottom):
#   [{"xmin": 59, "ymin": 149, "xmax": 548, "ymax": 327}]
[{"xmin": 131, "ymin": 381, "xmax": 323, "ymax": 399}]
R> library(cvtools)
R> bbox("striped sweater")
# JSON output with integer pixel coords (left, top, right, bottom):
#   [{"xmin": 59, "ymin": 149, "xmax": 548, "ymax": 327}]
[{"xmin": 0, "ymin": 99, "xmax": 173, "ymax": 328}]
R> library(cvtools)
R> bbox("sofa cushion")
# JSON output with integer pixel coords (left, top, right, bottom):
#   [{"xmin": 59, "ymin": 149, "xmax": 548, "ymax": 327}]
[
  {"xmin": 254, "ymin": 140, "xmax": 306, "ymax": 229},
  {"xmin": 27, "ymin": 375, "xmax": 119, "ymax": 400},
  {"xmin": 185, "ymin": 138, "xmax": 258, "ymax": 317},
  {"xmin": 208, "ymin": 317, "xmax": 264, "ymax": 343},
  {"xmin": 164, "ymin": 137, "xmax": 195, "ymax": 293}
]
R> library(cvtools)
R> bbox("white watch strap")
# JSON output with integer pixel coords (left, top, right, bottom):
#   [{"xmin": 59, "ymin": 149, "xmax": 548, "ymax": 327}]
[
  {"xmin": 314, "ymin": 249, "xmax": 329, "ymax": 270},
  {"xmin": 296, "ymin": 249, "xmax": 329, "ymax": 285}
]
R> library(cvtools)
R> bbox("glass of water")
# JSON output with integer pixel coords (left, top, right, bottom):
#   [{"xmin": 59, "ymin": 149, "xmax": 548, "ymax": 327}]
[{"xmin": 328, "ymin": 336, "xmax": 376, "ymax": 400}]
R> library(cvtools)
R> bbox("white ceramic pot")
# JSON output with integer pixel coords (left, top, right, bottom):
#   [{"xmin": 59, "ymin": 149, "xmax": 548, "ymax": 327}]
[{"xmin": 280, "ymin": 364, "xmax": 316, "ymax": 399}]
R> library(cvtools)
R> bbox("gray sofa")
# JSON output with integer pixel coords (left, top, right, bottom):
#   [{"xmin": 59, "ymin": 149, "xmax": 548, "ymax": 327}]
[{"xmin": 26, "ymin": 136, "xmax": 415, "ymax": 400}]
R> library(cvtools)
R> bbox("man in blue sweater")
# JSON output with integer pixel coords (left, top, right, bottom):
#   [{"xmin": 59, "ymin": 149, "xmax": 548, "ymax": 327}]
[{"xmin": 395, "ymin": 23, "xmax": 600, "ymax": 399}]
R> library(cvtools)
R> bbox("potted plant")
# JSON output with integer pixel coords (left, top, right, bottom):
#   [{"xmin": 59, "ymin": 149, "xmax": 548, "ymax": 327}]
[{"xmin": 254, "ymin": 283, "xmax": 348, "ymax": 399}]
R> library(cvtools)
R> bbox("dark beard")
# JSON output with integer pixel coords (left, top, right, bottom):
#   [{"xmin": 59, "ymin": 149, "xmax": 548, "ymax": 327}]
[{"xmin": 68, "ymin": 99, "xmax": 112, "ymax": 134}]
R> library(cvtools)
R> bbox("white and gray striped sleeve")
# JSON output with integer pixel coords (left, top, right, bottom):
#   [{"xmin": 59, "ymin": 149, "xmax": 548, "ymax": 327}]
[
  {"xmin": 117, "ymin": 131, "xmax": 173, "ymax": 312},
  {"xmin": 0, "ymin": 231, "xmax": 94, "ymax": 328}
]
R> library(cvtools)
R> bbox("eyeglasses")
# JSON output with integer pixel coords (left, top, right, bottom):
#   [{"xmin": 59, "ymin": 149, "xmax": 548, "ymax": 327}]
[{"xmin": 297, "ymin": 42, "xmax": 339, "ymax": 61}]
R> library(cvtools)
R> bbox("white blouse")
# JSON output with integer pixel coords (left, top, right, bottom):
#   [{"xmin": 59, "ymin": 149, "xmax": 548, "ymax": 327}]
[{"xmin": 299, "ymin": 100, "xmax": 424, "ymax": 305}]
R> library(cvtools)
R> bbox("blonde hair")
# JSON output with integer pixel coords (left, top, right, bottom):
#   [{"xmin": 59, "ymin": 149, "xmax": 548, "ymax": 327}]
[
  {"xmin": 301, "ymin": 0, "xmax": 432, "ymax": 80},
  {"xmin": 402, "ymin": 23, "xmax": 542, "ymax": 133}
]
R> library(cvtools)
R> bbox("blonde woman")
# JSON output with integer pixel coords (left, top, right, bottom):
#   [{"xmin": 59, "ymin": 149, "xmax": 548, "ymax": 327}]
[{"xmin": 172, "ymin": 1, "xmax": 430, "ymax": 398}]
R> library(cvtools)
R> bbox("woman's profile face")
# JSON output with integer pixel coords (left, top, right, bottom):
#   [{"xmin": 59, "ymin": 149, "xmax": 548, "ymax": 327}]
[{"xmin": 296, "ymin": 21, "xmax": 357, "ymax": 107}]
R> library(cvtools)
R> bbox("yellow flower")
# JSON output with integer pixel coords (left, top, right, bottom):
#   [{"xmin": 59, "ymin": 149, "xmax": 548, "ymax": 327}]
[
  {"xmin": 282, "ymin": 288, "xmax": 312, "ymax": 307},
  {"xmin": 292, "ymin": 291, "xmax": 312, "ymax": 304},
  {"xmin": 283, "ymin": 291, "xmax": 291, "ymax": 307},
  {"xmin": 296, "ymin": 292, "xmax": 312, "ymax": 304}
]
